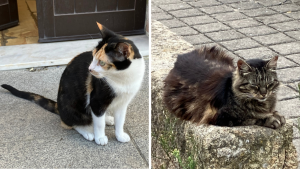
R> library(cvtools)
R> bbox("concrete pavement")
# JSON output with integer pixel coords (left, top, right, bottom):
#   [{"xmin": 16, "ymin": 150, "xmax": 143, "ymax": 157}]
[
  {"xmin": 0, "ymin": 57, "xmax": 149, "ymax": 168},
  {"xmin": 152, "ymin": 0, "xmax": 300, "ymax": 166}
]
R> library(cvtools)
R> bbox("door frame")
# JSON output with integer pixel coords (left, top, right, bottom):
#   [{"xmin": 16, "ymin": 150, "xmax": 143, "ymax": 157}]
[{"xmin": 36, "ymin": 0, "xmax": 147, "ymax": 43}]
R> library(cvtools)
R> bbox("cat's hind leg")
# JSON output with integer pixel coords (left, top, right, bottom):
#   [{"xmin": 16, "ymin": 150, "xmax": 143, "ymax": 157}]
[
  {"xmin": 105, "ymin": 114, "xmax": 114, "ymax": 126},
  {"xmin": 74, "ymin": 125, "xmax": 94, "ymax": 141}
]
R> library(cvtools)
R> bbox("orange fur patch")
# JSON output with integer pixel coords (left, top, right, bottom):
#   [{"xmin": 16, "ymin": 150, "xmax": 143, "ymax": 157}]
[
  {"xmin": 96, "ymin": 22, "xmax": 103, "ymax": 30},
  {"xmin": 61, "ymin": 121, "xmax": 73, "ymax": 129},
  {"xmin": 94, "ymin": 44, "xmax": 116, "ymax": 70},
  {"xmin": 199, "ymin": 105, "xmax": 217, "ymax": 124},
  {"xmin": 127, "ymin": 44, "xmax": 135, "ymax": 60},
  {"xmin": 86, "ymin": 73, "xmax": 93, "ymax": 94}
]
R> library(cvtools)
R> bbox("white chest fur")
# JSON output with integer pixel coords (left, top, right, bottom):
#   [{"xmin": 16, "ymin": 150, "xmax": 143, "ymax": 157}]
[{"xmin": 106, "ymin": 58, "xmax": 145, "ymax": 112}]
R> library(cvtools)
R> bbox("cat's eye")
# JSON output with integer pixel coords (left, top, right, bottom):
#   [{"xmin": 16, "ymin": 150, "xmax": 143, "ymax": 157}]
[
  {"xmin": 251, "ymin": 85, "xmax": 259, "ymax": 90},
  {"xmin": 99, "ymin": 60, "xmax": 106, "ymax": 66},
  {"xmin": 267, "ymin": 83, "xmax": 273, "ymax": 88},
  {"xmin": 267, "ymin": 81, "xmax": 278, "ymax": 88}
]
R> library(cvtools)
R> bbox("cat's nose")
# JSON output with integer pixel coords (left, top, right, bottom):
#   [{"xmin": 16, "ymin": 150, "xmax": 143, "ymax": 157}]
[{"xmin": 89, "ymin": 69, "xmax": 92, "ymax": 72}]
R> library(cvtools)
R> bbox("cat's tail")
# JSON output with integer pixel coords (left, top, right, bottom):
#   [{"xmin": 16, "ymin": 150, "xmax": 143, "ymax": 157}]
[{"xmin": 1, "ymin": 84, "xmax": 59, "ymax": 115}]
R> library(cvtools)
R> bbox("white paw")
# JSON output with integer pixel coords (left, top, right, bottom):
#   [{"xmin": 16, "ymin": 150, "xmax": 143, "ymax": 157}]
[
  {"xmin": 83, "ymin": 133, "xmax": 94, "ymax": 141},
  {"xmin": 95, "ymin": 136, "xmax": 108, "ymax": 145},
  {"xmin": 116, "ymin": 132, "xmax": 130, "ymax": 143},
  {"xmin": 105, "ymin": 116, "xmax": 114, "ymax": 126}
]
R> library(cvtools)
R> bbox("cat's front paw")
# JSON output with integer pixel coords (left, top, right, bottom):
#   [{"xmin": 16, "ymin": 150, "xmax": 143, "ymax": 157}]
[
  {"xmin": 105, "ymin": 116, "xmax": 114, "ymax": 126},
  {"xmin": 273, "ymin": 111, "xmax": 286, "ymax": 126},
  {"xmin": 116, "ymin": 132, "xmax": 130, "ymax": 143},
  {"xmin": 95, "ymin": 136, "xmax": 108, "ymax": 145},
  {"xmin": 264, "ymin": 112, "xmax": 285, "ymax": 129}
]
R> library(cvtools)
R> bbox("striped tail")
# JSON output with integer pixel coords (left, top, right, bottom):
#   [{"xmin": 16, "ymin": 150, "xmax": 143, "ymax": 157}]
[{"xmin": 1, "ymin": 84, "xmax": 59, "ymax": 115}]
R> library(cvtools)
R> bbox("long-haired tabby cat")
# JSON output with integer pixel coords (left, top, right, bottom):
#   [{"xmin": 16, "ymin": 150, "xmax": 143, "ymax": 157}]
[
  {"xmin": 1, "ymin": 22, "xmax": 145, "ymax": 145},
  {"xmin": 163, "ymin": 46, "xmax": 285, "ymax": 129}
]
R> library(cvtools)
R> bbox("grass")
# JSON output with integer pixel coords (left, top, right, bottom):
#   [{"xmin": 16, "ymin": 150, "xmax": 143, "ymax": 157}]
[{"xmin": 152, "ymin": 110, "xmax": 200, "ymax": 169}]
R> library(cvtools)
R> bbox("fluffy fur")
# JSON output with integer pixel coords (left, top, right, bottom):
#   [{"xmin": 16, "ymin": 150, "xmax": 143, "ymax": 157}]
[
  {"xmin": 1, "ymin": 22, "xmax": 145, "ymax": 145},
  {"xmin": 163, "ymin": 46, "xmax": 285, "ymax": 129}
]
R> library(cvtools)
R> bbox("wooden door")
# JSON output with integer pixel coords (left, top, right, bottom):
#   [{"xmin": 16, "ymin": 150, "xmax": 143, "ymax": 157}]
[
  {"xmin": 0, "ymin": 0, "xmax": 19, "ymax": 30},
  {"xmin": 37, "ymin": 0, "xmax": 147, "ymax": 43}
]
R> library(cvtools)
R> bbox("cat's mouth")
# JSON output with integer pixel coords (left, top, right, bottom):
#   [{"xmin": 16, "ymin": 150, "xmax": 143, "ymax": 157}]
[{"xmin": 257, "ymin": 98, "xmax": 267, "ymax": 102}]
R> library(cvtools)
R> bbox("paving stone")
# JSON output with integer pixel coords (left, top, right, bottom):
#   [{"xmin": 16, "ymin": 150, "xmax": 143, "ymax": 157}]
[
  {"xmin": 288, "ymin": 82, "xmax": 300, "ymax": 91},
  {"xmin": 270, "ymin": 4, "xmax": 300, "ymax": 13},
  {"xmin": 253, "ymin": 33, "xmax": 294, "ymax": 45},
  {"xmin": 205, "ymin": 30, "xmax": 245, "ymax": 42},
  {"xmin": 220, "ymin": 38, "xmax": 261, "ymax": 51},
  {"xmin": 286, "ymin": 54, "xmax": 300, "ymax": 65},
  {"xmin": 182, "ymin": 34, "xmax": 212, "ymax": 45},
  {"xmin": 285, "ymin": 11, "xmax": 300, "ymax": 19},
  {"xmin": 158, "ymin": 3, "xmax": 192, "ymax": 11},
  {"xmin": 277, "ymin": 98, "xmax": 300, "ymax": 118},
  {"xmin": 217, "ymin": 0, "xmax": 247, "ymax": 4},
  {"xmin": 188, "ymin": 0, "xmax": 221, "ymax": 7},
  {"xmin": 277, "ymin": 67, "xmax": 300, "ymax": 83},
  {"xmin": 181, "ymin": 15, "xmax": 216, "ymax": 26},
  {"xmin": 276, "ymin": 57, "xmax": 298, "ymax": 69},
  {"xmin": 152, "ymin": 5, "xmax": 163, "ymax": 13},
  {"xmin": 241, "ymin": 8, "xmax": 277, "ymax": 17},
  {"xmin": 199, "ymin": 5, "xmax": 234, "ymax": 14},
  {"xmin": 257, "ymin": 0, "xmax": 291, "ymax": 7},
  {"xmin": 278, "ymin": 85, "xmax": 299, "ymax": 100},
  {"xmin": 212, "ymin": 12, "xmax": 247, "ymax": 21},
  {"xmin": 286, "ymin": 31, "xmax": 300, "ymax": 41},
  {"xmin": 237, "ymin": 25, "xmax": 278, "ymax": 37},
  {"xmin": 127, "ymin": 125, "xmax": 149, "ymax": 164},
  {"xmin": 170, "ymin": 27, "xmax": 198, "ymax": 36},
  {"xmin": 160, "ymin": 19, "xmax": 186, "ymax": 28},
  {"xmin": 256, "ymin": 14, "xmax": 293, "ymax": 25},
  {"xmin": 269, "ymin": 20, "xmax": 300, "ymax": 31},
  {"xmin": 226, "ymin": 18, "xmax": 261, "ymax": 29},
  {"xmin": 234, "ymin": 47, "xmax": 276, "ymax": 60},
  {"xmin": 194, "ymin": 42, "xmax": 220, "ymax": 49},
  {"xmin": 270, "ymin": 42, "xmax": 300, "ymax": 55},
  {"xmin": 228, "ymin": 51, "xmax": 242, "ymax": 63},
  {"xmin": 152, "ymin": 0, "xmax": 182, "ymax": 5},
  {"xmin": 152, "ymin": 12, "xmax": 173, "ymax": 21},
  {"xmin": 193, "ymin": 22, "xmax": 230, "ymax": 33},
  {"xmin": 229, "ymin": 1, "xmax": 262, "ymax": 10},
  {"xmin": 169, "ymin": 8, "xmax": 203, "ymax": 18}
]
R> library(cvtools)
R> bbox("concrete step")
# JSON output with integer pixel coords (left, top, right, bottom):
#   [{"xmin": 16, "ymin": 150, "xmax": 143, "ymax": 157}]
[{"xmin": 0, "ymin": 35, "xmax": 149, "ymax": 70}]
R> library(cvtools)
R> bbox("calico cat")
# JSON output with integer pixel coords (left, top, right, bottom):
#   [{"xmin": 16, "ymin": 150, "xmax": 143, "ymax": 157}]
[
  {"xmin": 1, "ymin": 22, "xmax": 145, "ymax": 145},
  {"xmin": 163, "ymin": 46, "xmax": 285, "ymax": 129}
]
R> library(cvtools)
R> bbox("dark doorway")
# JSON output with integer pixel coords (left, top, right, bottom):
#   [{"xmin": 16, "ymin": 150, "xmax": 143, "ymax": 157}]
[
  {"xmin": 0, "ymin": 0, "xmax": 19, "ymax": 30},
  {"xmin": 37, "ymin": 0, "xmax": 147, "ymax": 43}
]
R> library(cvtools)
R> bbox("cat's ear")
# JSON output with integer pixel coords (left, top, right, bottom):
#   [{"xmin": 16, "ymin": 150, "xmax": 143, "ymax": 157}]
[
  {"xmin": 266, "ymin": 56, "xmax": 278, "ymax": 70},
  {"xmin": 116, "ymin": 42, "xmax": 131, "ymax": 59},
  {"xmin": 237, "ymin": 59, "xmax": 252, "ymax": 75},
  {"xmin": 96, "ymin": 22, "xmax": 115, "ymax": 39}
]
